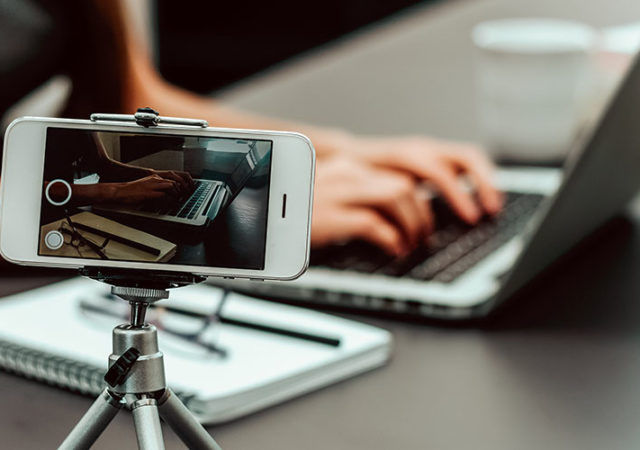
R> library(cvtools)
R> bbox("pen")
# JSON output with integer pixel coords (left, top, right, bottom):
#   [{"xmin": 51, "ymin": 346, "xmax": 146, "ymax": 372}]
[
  {"xmin": 150, "ymin": 302, "xmax": 341, "ymax": 347},
  {"xmin": 100, "ymin": 293, "xmax": 342, "ymax": 347}
]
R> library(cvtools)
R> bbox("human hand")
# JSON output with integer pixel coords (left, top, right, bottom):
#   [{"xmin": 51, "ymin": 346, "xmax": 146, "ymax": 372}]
[
  {"xmin": 150, "ymin": 169, "xmax": 195, "ymax": 197},
  {"xmin": 111, "ymin": 174, "xmax": 181, "ymax": 205},
  {"xmin": 332, "ymin": 134, "xmax": 503, "ymax": 224},
  {"xmin": 312, "ymin": 157, "xmax": 433, "ymax": 256}
]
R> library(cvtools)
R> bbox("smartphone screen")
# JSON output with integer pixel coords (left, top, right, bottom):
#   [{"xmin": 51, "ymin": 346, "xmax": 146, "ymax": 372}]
[{"xmin": 38, "ymin": 127, "xmax": 273, "ymax": 270}]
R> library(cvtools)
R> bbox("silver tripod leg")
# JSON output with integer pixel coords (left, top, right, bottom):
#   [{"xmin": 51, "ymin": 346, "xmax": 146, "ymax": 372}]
[
  {"xmin": 132, "ymin": 398, "xmax": 165, "ymax": 450},
  {"xmin": 59, "ymin": 389, "xmax": 124, "ymax": 450},
  {"xmin": 58, "ymin": 283, "xmax": 223, "ymax": 450},
  {"xmin": 158, "ymin": 389, "xmax": 222, "ymax": 450}
]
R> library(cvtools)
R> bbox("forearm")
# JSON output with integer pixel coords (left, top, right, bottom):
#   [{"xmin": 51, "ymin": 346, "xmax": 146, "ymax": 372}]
[
  {"xmin": 197, "ymin": 102, "xmax": 355, "ymax": 159},
  {"xmin": 46, "ymin": 182, "xmax": 119, "ymax": 206},
  {"xmin": 92, "ymin": 133, "xmax": 154, "ymax": 182},
  {"xmin": 123, "ymin": 59, "xmax": 354, "ymax": 159},
  {"xmin": 98, "ymin": 159, "xmax": 152, "ymax": 182},
  {"xmin": 104, "ymin": 0, "xmax": 354, "ymax": 159}
]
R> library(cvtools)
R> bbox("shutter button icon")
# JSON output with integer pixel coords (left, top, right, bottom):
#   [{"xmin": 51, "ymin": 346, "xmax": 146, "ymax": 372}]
[
  {"xmin": 45, "ymin": 179, "xmax": 72, "ymax": 206},
  {"xmin": 44, "ymin": 230, "xmax": 64, "ymax": 250}
]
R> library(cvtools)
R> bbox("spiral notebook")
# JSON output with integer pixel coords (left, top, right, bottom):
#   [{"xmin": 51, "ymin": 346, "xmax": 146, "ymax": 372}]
[{"xmin": 0, "ymin": 278, "xmax": 391, "ymax": 424}]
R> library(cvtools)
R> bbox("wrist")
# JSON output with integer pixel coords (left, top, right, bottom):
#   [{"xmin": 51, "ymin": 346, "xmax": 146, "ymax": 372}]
[
  {"xmin": 101, "ymin": 183, "xmax": 125, "ymax": 203},
  {"xmin": 313, "ymin": 128, "xmax": 357, "ymax": 159}
]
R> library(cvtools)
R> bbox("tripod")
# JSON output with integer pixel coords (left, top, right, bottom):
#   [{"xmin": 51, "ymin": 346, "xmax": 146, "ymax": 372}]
[
  {"xmin": 59, "ymin": 278, "xmax": 222, "ymax": 449},
  {"xmin": 56, "ymin": 109, "xmax": 221, "ymax": 448}
]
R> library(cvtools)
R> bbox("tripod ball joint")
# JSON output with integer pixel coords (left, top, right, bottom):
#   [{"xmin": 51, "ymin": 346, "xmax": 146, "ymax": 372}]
[{"xmin": 105, "ymin": 347, "xmax": 141, "ymax": 388}]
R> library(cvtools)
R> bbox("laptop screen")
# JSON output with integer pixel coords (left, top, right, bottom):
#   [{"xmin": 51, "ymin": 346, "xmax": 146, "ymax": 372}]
[
  {"xmin": 496, "ymin": 54, "xmax": 640, "ymax": 306},
  {"xmin": 38, "ymin": 128, "xmax": 273, "ymax": 270},
  {"xmin": 225, "ymin": 141, "xmax": 272, "ymax": 201}
]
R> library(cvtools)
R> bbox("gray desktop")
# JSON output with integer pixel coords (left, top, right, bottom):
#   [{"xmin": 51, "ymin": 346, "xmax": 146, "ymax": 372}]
[{"xmin": 2, "ymin": 1, "xmax": 640, "ymax": 449}]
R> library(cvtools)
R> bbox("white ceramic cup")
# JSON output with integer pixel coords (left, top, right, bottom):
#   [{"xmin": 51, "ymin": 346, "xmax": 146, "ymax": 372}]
[{"xmin": 472, "ymin": 18, "xmax": 597, "ymax": 162}]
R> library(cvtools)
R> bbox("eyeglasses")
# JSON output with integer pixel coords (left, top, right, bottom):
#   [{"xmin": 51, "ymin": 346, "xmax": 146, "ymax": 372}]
[
  {"xmin": 78, "ymin": 292, "xmax": 229, "ymax": 359},
  {"xmin": 59, "ymin": 216, "xmax": 109, "ymax": 260},
  {"xmin": 77, "ymin": 289, "xmax": 341, "ymax": 360}
]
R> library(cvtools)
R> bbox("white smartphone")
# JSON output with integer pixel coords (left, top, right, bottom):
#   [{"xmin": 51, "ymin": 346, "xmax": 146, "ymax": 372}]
[{"xmin": 0, "ymin": 117, "xmax": 315, "ymax": 280}]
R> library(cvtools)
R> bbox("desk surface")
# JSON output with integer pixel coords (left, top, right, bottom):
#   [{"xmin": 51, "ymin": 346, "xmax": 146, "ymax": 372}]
[{"xmin": 4, "ymin": 0, "xmax": 640, "ymax": 449}]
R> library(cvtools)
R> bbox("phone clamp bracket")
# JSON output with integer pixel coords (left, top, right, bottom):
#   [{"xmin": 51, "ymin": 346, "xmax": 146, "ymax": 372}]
[
  {"xmin": 90, "ymin": 107, "xmax": 209, "ymax": 129},
  {"xmin": 80, "ymin": 267, "xmax": 206, "ymax": 290}
]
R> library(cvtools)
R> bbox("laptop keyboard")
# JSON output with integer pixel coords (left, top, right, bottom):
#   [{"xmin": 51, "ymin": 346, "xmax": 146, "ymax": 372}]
[
  {"xmin": 138, "ymin": 180, "xmax": 218, "ymax": 219},
  {"xmin": 310, "ymin": 192, "xmax": 545, "ymax": 283}
]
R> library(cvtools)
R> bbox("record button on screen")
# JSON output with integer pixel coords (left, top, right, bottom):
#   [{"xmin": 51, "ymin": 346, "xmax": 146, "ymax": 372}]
[{"xmin": 45, "ymin": 230, "xmax": 64, "ymax": 250}]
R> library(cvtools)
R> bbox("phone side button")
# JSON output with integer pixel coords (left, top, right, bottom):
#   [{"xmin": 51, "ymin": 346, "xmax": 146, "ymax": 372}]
[
  {"xmin": 223, "ymin": 277, "xmax": 235, "ymax": 280},
  {"xmin": 250, "ymin": 278, "xmax": 264, "ymax": 282}
]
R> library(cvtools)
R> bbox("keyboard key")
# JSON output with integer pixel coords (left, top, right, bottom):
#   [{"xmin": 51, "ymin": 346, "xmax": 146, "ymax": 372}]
[{"xmin": 313, "ymin": 192, "xmax": 545, "ymax": 283}]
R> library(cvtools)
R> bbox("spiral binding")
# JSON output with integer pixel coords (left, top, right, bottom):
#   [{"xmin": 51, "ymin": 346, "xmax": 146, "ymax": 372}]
[{"xmin": 0, "ymin": 338, "xmax": 196, "ymax": 407}]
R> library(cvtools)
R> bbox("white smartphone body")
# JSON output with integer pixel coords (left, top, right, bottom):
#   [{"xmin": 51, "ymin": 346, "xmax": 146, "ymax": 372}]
[{"xmin": 0, "ymin": 117, "xmax": 315, "ymax": 280}]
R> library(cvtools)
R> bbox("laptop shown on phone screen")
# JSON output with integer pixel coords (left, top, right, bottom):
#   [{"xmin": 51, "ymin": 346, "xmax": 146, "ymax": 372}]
[{"xmin": 96, "ymin": 140, "xmax": 271, "ymax": 227}]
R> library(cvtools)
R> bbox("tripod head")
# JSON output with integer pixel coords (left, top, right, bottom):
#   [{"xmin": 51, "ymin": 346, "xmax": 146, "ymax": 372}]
[
  {"xmin": 61, "ymin": 266, "xmax": 223, "ymax": 449},
  {"xmin": 80, "ymin": 267, "xmax": 206, "ymax": 327}
]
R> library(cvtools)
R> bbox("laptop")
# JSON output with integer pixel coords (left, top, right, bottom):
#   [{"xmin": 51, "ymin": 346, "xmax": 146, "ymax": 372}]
[
  {"xmin": 96, "ymin": 143, "xmax": 266, "ymax": 227},
  {"xmin": 214, "ymin": 54, "xmax": 640, "ymax": 320}
]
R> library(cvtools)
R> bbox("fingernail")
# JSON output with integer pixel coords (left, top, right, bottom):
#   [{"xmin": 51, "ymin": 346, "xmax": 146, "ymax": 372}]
[
  {"xmin": 490, "ymin": 196, "xmax": 504, "ymax": 215},
  {"xmin": 466, "ymin": 207, "xmax": 481, "ymax": 223}
]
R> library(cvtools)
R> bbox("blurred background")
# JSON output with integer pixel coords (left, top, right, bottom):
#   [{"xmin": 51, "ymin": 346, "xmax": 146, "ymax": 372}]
[
  {"xmin": 155, "ymin": 0, "xmax": 431, "ymax": 93},
  {"xmin": 5, "ymin": 0, "xmax": 639, "ymax": 165},
  {"xmin": 3, "ymin": 1, "xmax": 640, "ymax": 449}
]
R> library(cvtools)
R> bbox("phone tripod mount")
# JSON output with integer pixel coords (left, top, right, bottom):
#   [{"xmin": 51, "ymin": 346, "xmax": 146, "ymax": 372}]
[{"xmin": 90, "ymin": 107, "xmax": 209, "ymax": 129}]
